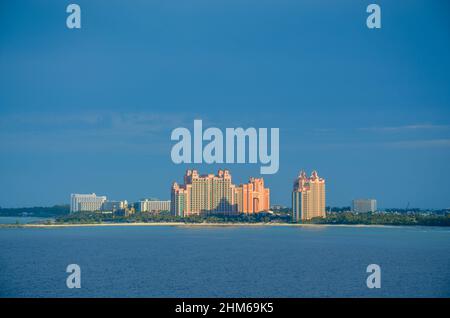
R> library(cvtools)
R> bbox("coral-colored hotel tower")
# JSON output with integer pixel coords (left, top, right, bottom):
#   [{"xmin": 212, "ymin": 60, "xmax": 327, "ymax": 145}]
[
  {"xmin": 292, "ymin": 170, "xmax": 326, "ymax": 222},
  {"xmin": 171, "ymin": 169, "xmax": 270, "ymax": 216}
]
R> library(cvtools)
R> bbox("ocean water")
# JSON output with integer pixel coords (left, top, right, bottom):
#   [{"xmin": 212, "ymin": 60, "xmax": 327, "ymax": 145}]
[{"xmin": 0, "ymin": 225, "xmax": 449, "ymax": 297}]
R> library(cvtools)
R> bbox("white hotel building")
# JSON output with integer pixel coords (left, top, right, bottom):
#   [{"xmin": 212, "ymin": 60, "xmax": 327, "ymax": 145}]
[{"xmin": 70, "ymin": 193, "xmax": 107, "ymax": 213}]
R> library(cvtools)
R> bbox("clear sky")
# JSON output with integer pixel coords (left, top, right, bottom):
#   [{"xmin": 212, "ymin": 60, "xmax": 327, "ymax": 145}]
[{"xmin": 1, "ymin": 0, "xmax": 449, "ymax": 209}]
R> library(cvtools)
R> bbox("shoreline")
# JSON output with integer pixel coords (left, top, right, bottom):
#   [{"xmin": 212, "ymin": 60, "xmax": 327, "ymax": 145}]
[{"xmin": 0, "ymin": 222, "xmax": 422, "ymax": 229}]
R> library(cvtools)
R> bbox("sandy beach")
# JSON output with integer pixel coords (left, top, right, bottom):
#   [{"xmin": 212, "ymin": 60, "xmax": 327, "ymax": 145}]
[{"xmin": 0, "ymin": 222, "xmax": 399, "ymax": 229}]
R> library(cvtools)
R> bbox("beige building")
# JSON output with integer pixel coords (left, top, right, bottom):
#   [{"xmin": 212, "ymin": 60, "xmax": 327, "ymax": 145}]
[
  {"xmin": 101, "ymin": 200, "xmax": 128, "ymax": 212},
  {"xmin": 292, "ymin": 170, "xmax": 326, "ymax": 222},
  {"xmin": 138, "ymin": 199, "xmax": 171, "ymax": 213}
]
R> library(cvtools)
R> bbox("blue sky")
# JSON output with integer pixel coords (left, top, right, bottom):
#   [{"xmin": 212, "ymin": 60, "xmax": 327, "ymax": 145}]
[{"xmin": 1, "ymin": 0, "xmax": 449, "ymax": 208}]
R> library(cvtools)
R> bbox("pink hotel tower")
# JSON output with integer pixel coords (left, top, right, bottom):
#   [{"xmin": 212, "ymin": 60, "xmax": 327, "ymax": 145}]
[{"xmin": 171, "ymin": 169, "xmax": 270, "ymax": 216}]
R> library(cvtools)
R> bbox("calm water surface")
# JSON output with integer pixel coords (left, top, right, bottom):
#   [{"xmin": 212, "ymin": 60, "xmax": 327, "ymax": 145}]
[{"xmin": 0, "ymin": 225, "xmax": 449, "ymax": 297}]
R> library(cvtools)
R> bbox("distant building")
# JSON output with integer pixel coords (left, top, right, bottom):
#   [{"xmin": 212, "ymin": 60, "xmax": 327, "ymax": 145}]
[
  {"xmin": 292, "ymin": 170, "xmax": 326, "ymax": 222},
  {"xmin": 271, "ymin": 204, "xmax": 288, "ymax": 211},
  {"xmin": 70, "ymin": 193, "xmax": 107, "ymax": 213},
  {"xmin": 138, "ymin": 199, "xmax": 170, "ymax": 213},
  {"xmin": 352, "ymin": 199, "xmax": 377, "ymax": 213},
  {"xmin": 102, "ymin": 200, "xmax": 128, "ymax": 212},
  {"xmin": 115, "ymin": 206, "xmax": 135, "ymax": 217},
  {"xmin": 171, "ymin": 169, "xmax": 270, "ymax": 217}
]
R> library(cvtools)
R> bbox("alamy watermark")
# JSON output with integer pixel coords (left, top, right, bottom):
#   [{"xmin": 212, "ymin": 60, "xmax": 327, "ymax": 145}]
[
  {"xmin": 65, "ymin": 4, "xmax": 380, "ymax": 30},
  {"xmin": 66, "ymin": 264, "xmax": 81, "ymax": 289},
  {"xmin": 366, "ymin": 4, "xmax": 381, "ymax": 29},
  {"xmin": 170, "ymin": 120, "xmax": 279, "ymax": 174},
  {"xmin": 66, "ymin": 4, "xmax": 81, "ymax": 29},
  {"xmin": 366, "ymin": 264, "xmax": 381, "ymax": 289}
]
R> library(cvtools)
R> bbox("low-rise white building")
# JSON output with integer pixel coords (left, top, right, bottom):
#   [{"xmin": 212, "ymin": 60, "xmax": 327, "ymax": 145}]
[{"xmin": 70, "ymin": 193, "xmax": 107, "ymax": 213}]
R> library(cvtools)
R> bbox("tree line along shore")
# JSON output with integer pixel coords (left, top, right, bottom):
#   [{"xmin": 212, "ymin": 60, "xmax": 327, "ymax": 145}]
[{"xmin": 0, "ymin": 205, "xmax": 449, "ymax": 227}]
